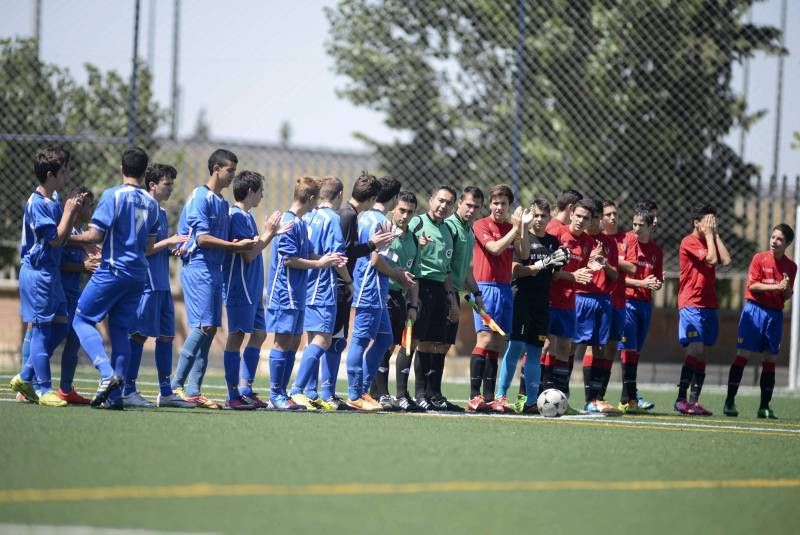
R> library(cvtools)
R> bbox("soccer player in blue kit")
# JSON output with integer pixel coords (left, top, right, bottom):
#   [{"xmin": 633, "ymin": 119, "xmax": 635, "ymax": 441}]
[{"xmin": 69, "ymin": 147, "xmax": 160, "ymax": 409}]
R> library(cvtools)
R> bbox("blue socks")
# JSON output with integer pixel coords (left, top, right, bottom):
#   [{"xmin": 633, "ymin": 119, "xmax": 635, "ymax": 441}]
[
  {"xmin": 497, "ymin": 340, "xmax": 526, "ymax": 398},
  {"xmin": 59, "ymin": 326, "xmax": 81, "ymax": 392},
  {"xmin": 184, "ymin": 333, "xmax": 213, "ymax": 396},
  {"xmin": 346, "ymin": 336, "xmax": 371, "ymax": 400},
  {"xmin": 125, "ymin": 339, "xmax": 144, "ymax": 395},
  {"xmin": 291, "ymin": 344, "xmax": 326, "ymax": 396},
  {"xmin": 30, "ymin": 323, "xmax": 52, "ymax": 393},
  {"xmin": 362, "ymin": 332, "xmax": 393, "ymax": 393},
  {"xmin": 269, "ymin": 349, "xmax": 287, "ymax": 401},
  {"xmin": 239, "ymin": 346, "xmax": 261, "ymax": 397},
  {"xmin": 524, "ymin": 345, "xmax": 543, "ymax": 400},
  {"xmin": 108, "ymin": 323, "xmax": 131, "ymax": 403},
  {"xmin": 223, "ymin": 350, "xmax": 241, "ymax": 400},
  {"xmin": 172, "ymin": 329, "xmax": 210, "ymax": 392},
  {"xmin": 320, "ymin": 345, "xmax": 343, "ymax": 401},
  {"xmin": 19, "ymin": 328, "xmax": 33, "ymax": 382},
  {"xmin": 304, "ymin": 358, "xmax": 320, "ymax": 400},
  {"xmin": 154, "ymin": 339, "xmax": 173, "ymax": 397},
  {"xmin": 281, "ymin": 351, "xmax": 296, "ymax": 395},
  {"xmin": 72, "ymin": 315, "xmax": 114, "ymax": 378}
]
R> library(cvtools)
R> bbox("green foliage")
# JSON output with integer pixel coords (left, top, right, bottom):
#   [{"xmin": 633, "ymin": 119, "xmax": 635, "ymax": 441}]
[
  {"xmin": 326, "ymin": 0, "xmax": 783, "ymax": 269},
  {"xmin": 0, "ymin": 37, "xmax": 165, "ymax": 268}
]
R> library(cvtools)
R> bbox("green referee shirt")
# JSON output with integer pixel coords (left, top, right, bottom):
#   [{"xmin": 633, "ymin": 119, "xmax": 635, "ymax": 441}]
[
  {"xmin": 387, "ymin": 229, "xmax": 419, "ymax": 292},
  {"xmin": 445, "ymin": 213, "xmax": 474, "ymax": 292},
  {"xmin": 409, "ymin": 213, "xmax": 453, "ymax": 282}
]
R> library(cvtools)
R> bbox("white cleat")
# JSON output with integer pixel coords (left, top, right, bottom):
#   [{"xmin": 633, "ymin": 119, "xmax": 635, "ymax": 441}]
[{"xmin": 122, "ymin": 391, "xmax": 156, "ymax": 408}]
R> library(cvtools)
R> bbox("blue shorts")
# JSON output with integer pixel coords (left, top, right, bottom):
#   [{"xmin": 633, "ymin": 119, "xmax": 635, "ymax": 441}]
[
  {"xmin": 19, "ymin": 265, "xmax": 67, "ymax": 324},
  {"xmin": 678, "ymin": 307, "xmax": 719, "ymax": 347},
  {"xmin": 548, "ymin": 308, "xmax": 576, "ymax": 339},
  {"xmin": 736, "ymin": 300, "xmax": 784, "ymax": 355},
  {"xmin": 75, "ymin": 267, "xmax": 144, "ymax": 329},
  {"xmin": 351, "ymin": 307, "xmax": 392, "ymax": 340},
  {"xmin": 473, "ymin": 282, "xmax": 513, "ymax": 334},
  {"xmin": 304, "ymin": 304, "xmax": 337, "ymax": 334},
  {"xmin": 610, "ymin": 307, "xmax": 625, "ymax": 342},
  {"xmin": 132, "ymin": 290, "xmax": 176, "ymax": 338},
  {"xmin": 226, "ymin": 301, "xmax": 266, "ymax": 334},
  {"xmin": 618, "ymin": 299, "xmax": 652, "ymax": 352},
  {"xmin": 182, "ymin": 264, "xmax": 222, "ymax": 328},
  {"xmin": 573, "ymin": 293, "xmax": 611, "ymax": 346},
  {"xmin": 267, "ymin": 308, "xmax": 305, "ymax": 336}
]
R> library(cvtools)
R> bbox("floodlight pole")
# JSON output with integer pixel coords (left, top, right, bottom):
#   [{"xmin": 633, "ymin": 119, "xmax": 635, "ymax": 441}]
[
  {"xmin": 789, "ymin": 204, "xmax": 800, "ymax": 390},
  {"xmin": 128, "ymin": 0, "xmax": 142, "ymax": 147},
  {"xmin": 771, "ymin": 0, "xmax": 787, "ymax": 180},
  {"xmin": 511, "ymin": 0, "xmax": 525, "ymax": 200},
  {"xmin": 170, "ymin": 0, "xmax": 181, "ymax": 140}
]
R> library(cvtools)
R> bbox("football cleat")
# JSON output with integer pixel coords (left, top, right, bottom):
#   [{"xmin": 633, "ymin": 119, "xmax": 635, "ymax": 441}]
[
  {"xmin": 15, "ymin": 392, "xmax": 29, "ymax": 403},
  {"xmin": 325, "ymin": 396, "xmax": 354, "ymax": 411},
  {"xmin": 289, "ymin": 393, "xmax": 318, "ymax": 411},
  {"xmin": 122, "ymin": 391, "xmax": 156, "ymax": 408},
  {"xmin": 184, "ymin": 394, "xmax": 222, "ymax": 410},
  {"xmin": 395, "ymin": 395, "xmax": 422, "ymax": 412},
  {"xmin": 378, "ymin": 395, "xmax": 397, "ymax": 411},
  {"xmin": 674, "ymin": 399, "xmax": 693, "ymax": 415},
  {"xmin": 757, "ymin": 407, "xmax": 778, "ymax": 419},
  {"xmin": 37, "ymin": 390, "xmax": 67, "ymax": 407},
  {"xmin": 56, "ymin": 388, "xmax": 91, "ymax": 405},
  {"xmin": 595, "ymin": 400, "xmax": 622, "ymax": 415},
  {"xmin": 157, "ymin": 393, "xmax": 195, "ymax": 408},
  {"xmin": 689, "ymin": 401, "xmax": 712, "ymax": 416},
  {"xmin": 431, "ymin": 396, "xmax": 465, "ymax": 413},
  {"xmin": 241, "ymin": 392, "xmax": 269, "ymax": 409},
  {"xmin": 226, "ymin": 397, "xmax": 256, "ymax": 410},
  {"xmin": 269, "ymin": 396, "xmax": 306, "ymax": 411},
  {"xmin": 360, "ymin": 393, "xmax": 383, "ymax": 411},
  {"xmin": 90, "ymin": 375, "xmax": 122, "ymax": 407},
  {"xmin": 636, "ymin": 394, "xmax": 655, "ymax": 411},
  {"xmin": 618, "ymin": 400, "xmax": 646, "ymax": 414},
  {"xmin": 584, "ymin": 401, "xmax": 601, "ymax": 413},
  {"xmin": 345, "ymin": 398, "xmax": 381, "ymax": 412},
  {"xmin": 309, "ymin": 397, "xmax": 336, "ymax": 411},
  {"xmin": 92, "ymin": 398, "xmax": 124, "ymax": 410},
  {"xmin": 521, "ymin": 403, "xmax": 539, "ymax": 415},
  {"xmin": 467, "ymin": 394, "xmax": 488, "ymax": 413},
  {"xmin": 9, "ymin": 374, "xmax": 38, "ymax": 403},
  {"xmin": 486, "ymin": 396, "xmax": 509, "ymax": 413},
  {"xmin": 513, "ymin": 394, "xmax": 527, "ymax": 414},
  {"xmin": 723, "ymin": 402, "xmax": 738, "ymax": 417},
  {"xmin": 415, "ymin": 397, "xmax": 435, "ymax": 412}
]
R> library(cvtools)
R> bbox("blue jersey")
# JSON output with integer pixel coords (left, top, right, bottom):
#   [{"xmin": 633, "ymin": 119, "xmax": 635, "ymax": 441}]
[
  {"xmin": 145, "ymin": 207, "xmax": 171, "ymax": 292},
  {"xmin": 90, "ymin": 184, "xmax": 160, "ymax": 281},
  {"xmin": 266, "ymin": 211, "xmax": 311, "ymax": 310},
  {"xmin": 20, "ymin": 190, "xmax": 63, "ymax": 270},
  {"xmin": 353, "ymin": 209, "xmax": 390, "ymax": 309},
  {"xmin": 61, "ymin": 227, "xmax": 87, "ymax": 296},
  {"xmin": 223, "ymin": 205, "xmax": 264, "ymax": 306},
  {"xmin": 304, "ymin": 207, "xmax": 344, "ymax": 307},
  {"xmin": 178, "ymin": 185, "xmax": 230, "ymax": 269}
]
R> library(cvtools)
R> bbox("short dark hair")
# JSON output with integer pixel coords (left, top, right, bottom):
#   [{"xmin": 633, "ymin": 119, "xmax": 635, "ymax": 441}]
[
  {"xmin": 432, "ymin": 185, "xmax": 457, "ymax": 199},
  {"xmin": 121, "ymin": 147, "xmax": 149, "ymax": 179},
  {"xmin": 489, "ymin": 184, "xmax": 514, "ymax": 204},
  {"xmin": 67, "ymin": 185, "xmax": 93, "ymax": 201},
  {"xmin": 207, "ymin": 148, "xmax": 238, "ymax": 175},
  {"xmin": 144, "ymin": 164, "xmax": 168, "ymax": 191},
  {"xmin": 462, "ymin": 186, "xmax": 484, "ymax": 203},
  {"xmin": 33, "ymin": 146, "xmax": 70, "ymax": 183},
  {"xmin": 376, "ymin": 175, "xmax": 402, "ymax": 203},
  {"xmin": 691, "ymin": 204, "xmax": 716, "ymax": 223},
  {"xmin": 602, "ymin": 200, "xmax": 616, "ymax": 210},
  {"xmin": 320, "ymin": 176, "xmax": 344, "ymax": 201},
  {"xmin": 232, "ymin": 170, "xmax": 264, "ymax": 202},
  {"xmin": 351, "ymin": 171, "xmax": 380, "ymax": 202},
  {"xmin": 633, "ymin": 209, "xmax": 655, "ymax": 226},
  {"xmin": 589, "ymin": 199, "xmax": 604, "ymax": 216},
  {"xmin": 773, "ymin": 223, "xmax": 795, "ymax": 245},
  {"xmin": 159, "ymin": 163, "xmax": 177, "ymax": 180},
  {"xmin": 398, "ymin": 191, "xmax": 418, "ymax": 207},
  {"xmin": 294, "ymin": 175, "xmax": 321, "ymax": 203},
  {"xmin": 531, "ymin": 198, "xmax": 550, "ymax": 213},
  {"xmin": 635, "ymin": 199, "xmax": 658, "ymax": 213},
  {"xmin": 573, "ymin": 199, "xmax": 595, "ymax": 216},
  {"xmin": 556, "ymin": 188, "xmax": 583, "ymax": 211}
]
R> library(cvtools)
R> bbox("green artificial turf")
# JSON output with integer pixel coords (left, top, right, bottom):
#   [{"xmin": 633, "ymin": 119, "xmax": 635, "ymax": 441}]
[{"xmin": 1, "ymin": 370, "xmax": 799, "ymax": 534}]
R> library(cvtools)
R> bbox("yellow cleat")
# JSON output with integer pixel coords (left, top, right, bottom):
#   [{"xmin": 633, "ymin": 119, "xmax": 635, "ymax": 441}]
[
  {"xmin": 38, "ymin": 390, "xmax": 67, "ymax": 407},
  {"xmin": 10, "ymin": 374, "xmax": 38, "ymax": 403},
  {"xmin": 289, "ymin": 393, "xmax": 319, "ymax": 411},
  {"xmin": 345, "ymin": 398, "xmax": 381, "ymax": 412},
  {"xmin": 596, "ymin": 400, "xmax": 622, "ymax": 415},
  {"xmin": 618, "ymin": 400, "xmax": 646, "ymax": 415},
  {"xmin": 310, "ymin": 397, "xmax": 336, "ymax": 411}
]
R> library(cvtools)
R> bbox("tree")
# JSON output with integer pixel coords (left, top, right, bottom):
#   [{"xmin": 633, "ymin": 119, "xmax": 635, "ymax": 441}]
[
  {"xmin": 190, "ymin": 108, "xmax": 211, "ymax": 141},
  {"xmin": 279, "ymin": 120, "xmax": 292, "ymax": 148},
  {"xmin": 0, "ymin": 38, "xmax": 165, "ymax": 267},
  {"xmin": 326, "ymin": 0, "xmax": 783, "ymax": 269}
]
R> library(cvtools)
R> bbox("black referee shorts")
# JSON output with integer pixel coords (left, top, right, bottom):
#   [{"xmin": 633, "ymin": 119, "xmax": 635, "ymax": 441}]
[
  {"xmin": 387, "ymin": 289, "xmax": 407, "ymax": 345},
  {"xmin": 415, "ymin": 278, "xmax": 450, "ymax": 344},
  {"xmin": 510, "ymin": 289, "xmax": 549, "ymax": 347}
]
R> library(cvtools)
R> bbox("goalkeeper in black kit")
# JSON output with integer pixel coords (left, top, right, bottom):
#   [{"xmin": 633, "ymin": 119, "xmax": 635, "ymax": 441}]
[{"xmin": 495, "ymin": 199, "xmax": 569, "ymax": 413}]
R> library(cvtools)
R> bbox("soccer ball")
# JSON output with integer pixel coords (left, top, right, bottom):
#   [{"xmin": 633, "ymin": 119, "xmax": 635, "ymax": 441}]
[{"xmin": 536, "ymin": 389, "xmax": 568, "ymax": 418}]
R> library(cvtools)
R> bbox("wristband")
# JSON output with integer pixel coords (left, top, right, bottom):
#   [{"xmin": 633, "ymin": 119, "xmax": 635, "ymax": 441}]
[{"xmin": 367, "ymin": 241, "xmax": 376, "ymax": 252}]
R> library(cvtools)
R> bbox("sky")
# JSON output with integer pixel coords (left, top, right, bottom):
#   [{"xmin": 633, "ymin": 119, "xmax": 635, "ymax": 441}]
[{"xmin": 1, "ymin": 0, "xmax": 798, "ymax": 176}]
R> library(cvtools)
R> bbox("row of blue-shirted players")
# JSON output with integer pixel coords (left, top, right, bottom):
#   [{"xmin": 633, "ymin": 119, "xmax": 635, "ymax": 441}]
[{"xmin": 11, "ymin": 145, "xmax": 405, "ymax": 410}]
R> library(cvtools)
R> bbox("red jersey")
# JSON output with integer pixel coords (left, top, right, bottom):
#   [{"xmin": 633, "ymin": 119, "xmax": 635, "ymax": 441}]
[
  {"xmin": 548, "ymin": 225, "xmax": 594, "ymax": 309},
  {"xmin": 577, "ymin": 232, "xmax": 619, "ymax": 295},
  {"xmin": 745, "ymin": 251, "xmax": 797, "ymax": 310},
  {"xmin": 604, "ymin": 230, "xmax": 628, "ymax": 308},
  {"xmin": 624, "ymin": 238, "xmax": 663, "ymax": 302},
  {"xmin": 472, "ymin": 216, "xmax": 514, "ymax": 284},
  {"xmin": 678, "ymin": 233, "xmax": 718, "ymax": 309},
  {"xmin": 545, "ymin": 217, "xmax": 568, "ymax": 235}
]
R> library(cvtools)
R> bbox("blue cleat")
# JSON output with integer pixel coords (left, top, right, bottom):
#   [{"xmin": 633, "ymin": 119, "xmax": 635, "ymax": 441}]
[{"xmin": 636, "ymin": 393, "xmax": 655, "ymax": 411}]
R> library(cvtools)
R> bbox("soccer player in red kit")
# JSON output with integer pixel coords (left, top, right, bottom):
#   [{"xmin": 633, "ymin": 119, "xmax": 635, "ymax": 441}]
[
  {"xmin": 674, "ymin": 205, "xmax": 731, "ymax": 415},
  {"xmin": 598, "ymin": 200, "xmax": 627, "ymax": 402},
  {"xmin": 725, "ymin": 224, "xmax": 796, "ymax": 419},
  {"xmin": 546, "ymin": 188, "xmax": 582, "ymax": 235}
]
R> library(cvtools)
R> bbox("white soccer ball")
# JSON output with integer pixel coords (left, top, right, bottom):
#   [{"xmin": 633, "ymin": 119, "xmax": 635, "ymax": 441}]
[{"xmin": 536, "ymin": 388, "xmax": 568, "ymax": 418}]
